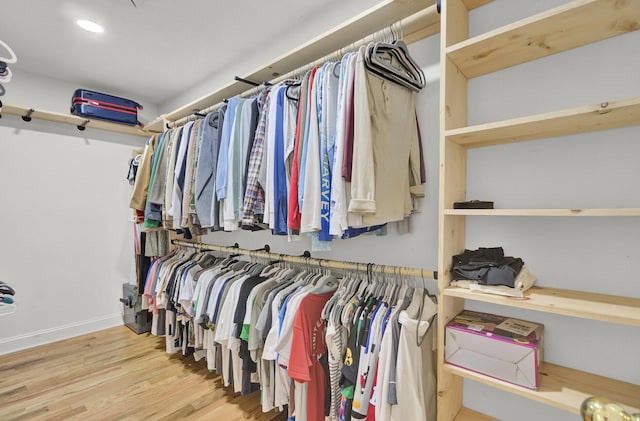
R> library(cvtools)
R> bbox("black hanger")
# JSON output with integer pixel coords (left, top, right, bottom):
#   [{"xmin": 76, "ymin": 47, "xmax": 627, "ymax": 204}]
[{"xmin": 365, "ymin": 41, "xmax": 425, "ymax": 92}]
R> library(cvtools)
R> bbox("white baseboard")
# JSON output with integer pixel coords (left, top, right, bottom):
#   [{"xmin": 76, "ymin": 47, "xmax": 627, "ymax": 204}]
[{"xmin": 0, "ymin": 313, "xmax": 123, "ymax": 355}]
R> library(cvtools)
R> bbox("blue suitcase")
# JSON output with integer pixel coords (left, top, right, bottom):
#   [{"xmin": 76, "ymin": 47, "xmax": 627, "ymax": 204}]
[{"xmin": 71, "ymin": 89, "xmax": 142, "ymax": 126}]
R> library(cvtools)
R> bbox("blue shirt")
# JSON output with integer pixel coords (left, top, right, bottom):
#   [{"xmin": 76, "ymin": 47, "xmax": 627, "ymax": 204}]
[
  {"xmin": 273, "ymin": 88, "xmax": 288, "ymax": 235},
  {"xmin": 216, "ymin": 97, "xmax": 241, "ymax": 200}
]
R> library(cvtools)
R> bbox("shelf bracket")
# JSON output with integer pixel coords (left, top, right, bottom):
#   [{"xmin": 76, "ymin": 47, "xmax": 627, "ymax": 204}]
[
  {"xmin": 21, "ymin": 108, "xmax": 34, "ymax": 122},
  {"xmin": 77, "ymin": 119, "xmax": 90, "ymax": 131}
]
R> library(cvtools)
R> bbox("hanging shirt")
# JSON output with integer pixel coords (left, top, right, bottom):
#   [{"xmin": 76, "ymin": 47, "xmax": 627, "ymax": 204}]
[
  {"xmin": 319, "ymin": 62, "xmax": 340, "ymax": 242},
  {"xmin": 223, "ymin": 98, "xmax": 247, "ymax": 231},
  {"xmin": 288, "ymin": 70, "xmax": 313, "ymax": 232},
  {"xmin": 263, "ymin": 86, "xmax": 285, "ymax": 227},
  {"xmin": 348, "ymin": 45, "xmax": 424, "ymax": 226},
  {"xmin": 300, "ymin": 65, "xmax": 324, "ymax": 234},
  {"xmin": 329, "ymin": 54, "xmax": 353, "ymax": 237},
  {"xmin": 181, "ymin": 119, "xmax": 203, "ymax": 228},
  {"xmin": 283, "ymin": 84, "xmax": 300, "ymax": 189},
  {"xmin": 273, "ymin": 87, "xmax": 289, "ymax": 235},
  {"xmin": 130, "ymin": 134, "xmax": 157, "ymax": 211},
  {"xmin": 194, "ymin": 109, "xmax": 224, "ymax": 228},
  {"xmin": 164, "ymin": 127, "xmax": 182, "ymax": 226},
  {"xmin": 297, "ymin": 68, "xmax": 320, "ymax": 215},
  {"xmin": 391, "ymin": 296, "xmax": 437, "ymax": 421},
  {"xmin": 242, "ymin": 89, "xmax": 271, "ymax": 227},
  {"xmin": 288, "ymin": 291, "xmax": 334, "ymax": 421},
  {"xmin": 171, "ymin": 121, "xmax": 194, "ymax": 230},
  {"xmin": 216, "ymin": 97, "xmax": 242, "ymax": 202},
  {"xmin": 143, "ymin": 131, "xmax": 168, "ymax": 227}
]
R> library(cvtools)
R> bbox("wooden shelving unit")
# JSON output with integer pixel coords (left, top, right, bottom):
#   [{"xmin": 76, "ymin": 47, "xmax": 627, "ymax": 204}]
[{"xmin": 437, "ymin": 0, "xmax": 640, "ymax": 419}]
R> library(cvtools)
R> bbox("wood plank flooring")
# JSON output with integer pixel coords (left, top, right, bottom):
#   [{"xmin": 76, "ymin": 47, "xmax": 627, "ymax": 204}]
[{"xmin": 0, "ymin": 326, "xmax": 287, "ymax": 421}]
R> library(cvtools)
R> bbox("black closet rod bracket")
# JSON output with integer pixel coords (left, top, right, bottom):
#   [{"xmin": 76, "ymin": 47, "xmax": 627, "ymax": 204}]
[
  {"xmin": 77, "ymin": 119, "xmax": 90, "ymax": 131},
  {"xmin": 21, "ymin": 108, "xmax": 34, "ymax": 122},
  {"xmin": 234, "ymin": 76, "xmax": 271, "ymax": 87},
  {"xmin": 252, "ymin": 244, "xmax": 271, "ymax": 253}
]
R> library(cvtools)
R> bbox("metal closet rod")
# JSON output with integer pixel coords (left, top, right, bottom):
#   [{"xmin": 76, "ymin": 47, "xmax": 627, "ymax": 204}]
[
  {"xmin": 171, "ymin": 239, "xmax": 437, "ymax": 280},
  {"xmin": 167, "ymin": 20, "xmax": 406, "ymax": 129}
]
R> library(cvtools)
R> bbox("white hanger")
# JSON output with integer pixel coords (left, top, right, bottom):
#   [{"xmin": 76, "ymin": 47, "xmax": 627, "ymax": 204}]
[{"xmin": 0, "ymin": 40, "xmax": 17, "ymax": 64}]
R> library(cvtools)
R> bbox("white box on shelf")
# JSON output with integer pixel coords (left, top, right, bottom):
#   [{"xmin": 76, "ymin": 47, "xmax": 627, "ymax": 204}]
[{"xmin": 445, "ymin": 310, "xmax": 544, "ymax": 390}]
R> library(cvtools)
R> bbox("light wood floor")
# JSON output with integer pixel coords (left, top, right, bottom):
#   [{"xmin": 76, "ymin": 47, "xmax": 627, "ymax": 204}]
[{"xmin": 0, "ymin": 326, "xmax": 287, "ymax": 421}]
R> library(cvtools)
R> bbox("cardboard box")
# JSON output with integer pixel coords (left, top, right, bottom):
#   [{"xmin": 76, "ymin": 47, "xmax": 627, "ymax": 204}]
[{"xmin": 445, "ymin": 310, "xmax": 543, "ymax": 390}]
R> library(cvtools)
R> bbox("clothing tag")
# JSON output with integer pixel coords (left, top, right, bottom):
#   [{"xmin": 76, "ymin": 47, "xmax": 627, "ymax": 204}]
[
  {"xmin": 467, "ymin": 324, "xmax": 484, "ymax": 332},
  {"xmin": 496, "ymin": 318, "xmax": 537, "ymax": 337}
]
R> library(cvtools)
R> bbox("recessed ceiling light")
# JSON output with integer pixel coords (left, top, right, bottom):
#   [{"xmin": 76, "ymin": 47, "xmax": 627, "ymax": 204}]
[{"xmin": 76, "ymin": 19, "xmax": 104, "ymax": 34}]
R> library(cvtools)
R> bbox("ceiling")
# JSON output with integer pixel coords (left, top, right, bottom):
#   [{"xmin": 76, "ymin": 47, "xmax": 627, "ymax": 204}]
[{"xmin": 0, "ymin": 0, "xmax": 376, "ymax": 111}]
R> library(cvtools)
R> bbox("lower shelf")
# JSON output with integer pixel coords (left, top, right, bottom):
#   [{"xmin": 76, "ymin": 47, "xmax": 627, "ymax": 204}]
[
  {"xmin": 455, "ymin": 407, "xmax": 498, "ymax": 421},
  {"xmin": 445, "ymin": 362, "xmax": 640, "ymax": 415}
]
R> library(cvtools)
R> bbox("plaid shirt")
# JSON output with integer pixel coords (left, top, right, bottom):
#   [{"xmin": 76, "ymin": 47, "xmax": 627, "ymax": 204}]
[{"xmin": 241, "ymin": 88, "xmax": 271, "ymax": 227}]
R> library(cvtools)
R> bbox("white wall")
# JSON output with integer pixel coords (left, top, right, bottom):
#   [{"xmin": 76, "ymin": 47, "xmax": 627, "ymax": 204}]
[
  {"xmin": 159, "ymin": 0, "xmax": 385, "ymax": 114},
  {"xmin": 0, "ymin": 72, "xmax": 146, "ymax": 354}
]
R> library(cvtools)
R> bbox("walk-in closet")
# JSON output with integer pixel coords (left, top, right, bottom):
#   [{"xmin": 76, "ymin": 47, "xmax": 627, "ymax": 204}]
[{"xmin": 0, "ymin": 1, "xmax": 638, "ymax": 420}]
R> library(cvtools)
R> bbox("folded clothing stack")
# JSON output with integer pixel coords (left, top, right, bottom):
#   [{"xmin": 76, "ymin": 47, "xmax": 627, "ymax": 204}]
[{"xmin": 451, "ymin": 247, "xmax": 536, "ymax": 297}]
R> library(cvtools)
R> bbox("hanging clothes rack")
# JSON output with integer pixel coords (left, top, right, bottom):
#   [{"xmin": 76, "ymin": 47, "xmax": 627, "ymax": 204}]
[{"xmin": 171, "ymin": 239, "xmax": 437, "ymax": 280}]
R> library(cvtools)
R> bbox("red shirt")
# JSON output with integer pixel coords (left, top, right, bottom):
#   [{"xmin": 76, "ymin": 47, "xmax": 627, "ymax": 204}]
[
  {"xmin": 288, "ymin": 291, "xmax": 334, "ymax": 421},
  {"xmin": 288, "ymin": 67, "xmax": 319, "ymax": 230}
]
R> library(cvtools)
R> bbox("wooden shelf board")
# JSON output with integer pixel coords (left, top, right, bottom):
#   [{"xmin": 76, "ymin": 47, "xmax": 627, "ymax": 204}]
[
  {"xmin": 446, "ymin": 0, "xmax": 640, "ymax": 78},
  {"xmin": 455, "ymin": 407, "xmax": 498, "ymax": 421},
  {"xmin": 444, "ymin": 208, "xmax": 640, "ymax": 217},
  {"xmin": 1, "ymin": 104, "xmax": 154, "ymax": 138},
  {"xmin": 444, "ymin": 286, "xmax": 640, "ymax": 327},
  {"xmin": 445, "ymin": 362, "xmax": 640, "ymax": 415},
  {"xmin": 445, "ymin": 96, "xmax": 640, "ymax": 148}
]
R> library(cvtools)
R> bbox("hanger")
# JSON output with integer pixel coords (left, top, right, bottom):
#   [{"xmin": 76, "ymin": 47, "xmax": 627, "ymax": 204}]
[
  {"xmin": 364, "ymin": 41, "xmax": 425, "ymax": 92},
  {"xmin": 285, "ymin": 84, "xmax": 301, "ymax": 102},
  {"xmin": 310, "ymin": 271, "xmax": 339, "ymax": 295},
  {"xmin": 0, "ymin": 40, "xmax": 17, "ymax": 64},
  {"xmin": 365, "ymin": 42, "xmax": 422, "ymax": 91}
]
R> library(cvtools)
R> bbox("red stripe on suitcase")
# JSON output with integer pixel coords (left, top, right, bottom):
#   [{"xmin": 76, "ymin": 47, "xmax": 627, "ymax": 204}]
[{"xmin": 73, "ymin": 97, "xmax": 138, "ymax": 114}]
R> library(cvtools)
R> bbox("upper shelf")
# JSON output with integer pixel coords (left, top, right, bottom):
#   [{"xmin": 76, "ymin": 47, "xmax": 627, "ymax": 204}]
[
  {"xmin": 447, "ymin": 0, "xmax": 640, "ymax": 79},
  {"xmin": 444, "ymin": 285, "xmax": 640, "ymax": 327},
  {"xmin": 0, "ymin": 103, "xmax": 153, "ymax": 138},
  {"xmin": 445, "ymin": 96, "xmax": 640, "ymax": 148}
]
